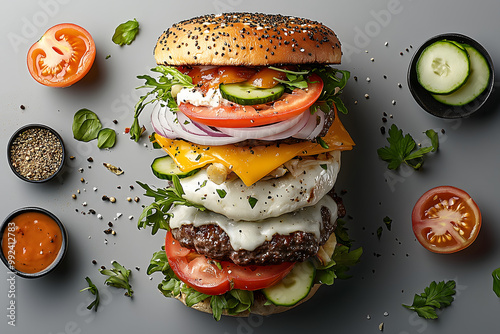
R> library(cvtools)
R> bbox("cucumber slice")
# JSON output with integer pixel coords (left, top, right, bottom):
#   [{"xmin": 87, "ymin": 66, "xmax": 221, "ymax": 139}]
[
  {"xmin": 432, "ymin": 44, "xmax": 491, "ymax": 106},
  {"xmin": 219, "ymin": 82, "xmax": 285, "ymax": 105},
  {"xmin": 416, "ymin": 40, "xmax": 470, "ymax": 94},
  {"xmin": 262, "ymin": 260, "xmax": 315, "ymax": 307},
  {"xmin": 151, "ymin": 155, "xmax": 199, "ymax": 180}
]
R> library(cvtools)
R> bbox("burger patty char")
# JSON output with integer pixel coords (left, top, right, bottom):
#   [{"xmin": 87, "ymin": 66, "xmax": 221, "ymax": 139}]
[{"xmin": 171, "ymin": 194, "xmax": 345, "ymax": 265}]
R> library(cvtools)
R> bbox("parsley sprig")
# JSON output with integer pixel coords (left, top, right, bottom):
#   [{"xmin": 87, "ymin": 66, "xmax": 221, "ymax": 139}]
[
  {"xmin": 79, "ymin": 277, "xmax": 100, "ymax": 311},
  {"xmin": 137, "ymin": 175, "xmax": 205, "ymax": 235},
  {"xmin": 377, "ymin": 124, "xmax": 439, "ymax": 170},
  {"xmin": 100, "ymin": 261, "xmax": 134, "ymax": 297},
  {"xmin": 403, "ymin": 280, "xmax": 456, "ymax": 319},
  {"xmin": 130, "ymin": 66, "xmax": 195, "ymax": 141}
]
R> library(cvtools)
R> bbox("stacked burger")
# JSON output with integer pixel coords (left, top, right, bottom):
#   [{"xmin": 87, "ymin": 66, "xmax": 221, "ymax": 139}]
[{"xmin": 134, "ymin": 12, "xmax": 362, "ymax": 320}]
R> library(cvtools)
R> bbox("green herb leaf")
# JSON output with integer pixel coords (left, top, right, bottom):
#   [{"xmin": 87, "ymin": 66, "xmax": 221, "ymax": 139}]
[
  {"xmin": 72, "ymin": 109, "xmax": 102, "ymax": 142},
  {"xmin": 79, "ymin": 276, "xmax": 100, "ymax": 311},
  {"xmin": 377, "ymin": 124, "xmax": 439, "ymax": 170},
  {"xmin": 136, "ymin": 176, "xmax": 205, "ymax": 235},
  {"xmin": 130, "ymin": 66, "xmax": 195, "ymax": 142},
  {"xmin": 112, "ymin": 18, "xmax": 139, "ymax": 46},
  {"xmin": 100, "ymin": 261, "xmax": 134, "ymax": 297},
  {"xmin": 216, "ymin": 189, "xmax": 227, "ymax": 198},
  {"xmin": 248, "ymin": 196, "xmax": 258, "ymax": 209},
  {"xmin": 492, "ymin": 268, "xmax": 500, "ymax": 297},
  {"xmin": 97, "ymin": 128, "xmax": 116, "ymax": 149},
  {"xmin": 403, "ymin": 280, "xmax": 456, "ymax": 319}
]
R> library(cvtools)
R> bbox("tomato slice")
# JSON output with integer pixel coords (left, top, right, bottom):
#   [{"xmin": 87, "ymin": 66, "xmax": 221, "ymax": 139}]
[
  {"xmin": 27, "ymin": 23, "xmax": 96, "ymax": 87},
  {"xmin": 178, "ymin": 74, "xmax": 324, "ymax": 128},
  {"xmin": 411, "ymin": 186, "xmax": 481, "ymax": 253},
  {"xmin": 165, "ymin": 231, "xmax": 294, "ymax": 295}
]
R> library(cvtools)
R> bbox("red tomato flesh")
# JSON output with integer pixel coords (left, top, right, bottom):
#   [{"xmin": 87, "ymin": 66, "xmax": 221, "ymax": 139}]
[
  {"xmin": 411, "ymin": 186, "xmax": 481, "ymax": 253},
  {"xmin": 178, "ymin": 73, "xmax": 323, "ymax": 128},
  {"xmin": 165, "ymin": 231, "xmax": 294, "ymax": 295},
  {"xmin": 27, "ymin": 23, "xmax": 96, "ymax": 87}
]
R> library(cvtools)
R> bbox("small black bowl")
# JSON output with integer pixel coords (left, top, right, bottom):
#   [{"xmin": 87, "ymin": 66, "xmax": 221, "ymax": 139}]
[
  {"xmin": 0, "ymin": 207, "xmax": 68, "ymax": 278},
  {"xmin": 7, "ymin": 124, "xmax": 66, "ymax": 183},
  {"xmin": 408, "ymin": 33, "xmax": 495, "ymax": 118}
]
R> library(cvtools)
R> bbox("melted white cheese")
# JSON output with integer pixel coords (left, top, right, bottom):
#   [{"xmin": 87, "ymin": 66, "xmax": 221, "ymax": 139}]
[
  {"xmin": 180, "ymin": 151, "xmax": 341, "ymax": 221},
  {"xmin": 176, "ymin": 87, "xmax": 223, "ymax": 107},
  {"xmin": 169, "ymin": 195, "xmax": 338, "ymax": 251}
]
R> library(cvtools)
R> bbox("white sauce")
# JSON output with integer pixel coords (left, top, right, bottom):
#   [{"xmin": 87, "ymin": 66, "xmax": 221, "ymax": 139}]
[
  {"xmin": 180, "ymin": 151, "xmax": 341, "ymax": 221},
  {"xmin": 176, "ymin": 87, "xmax": 223, "ymax": 107},
  {"xmin": 169, "ymin": 195, "xmax": 338, "ymax": 251}
]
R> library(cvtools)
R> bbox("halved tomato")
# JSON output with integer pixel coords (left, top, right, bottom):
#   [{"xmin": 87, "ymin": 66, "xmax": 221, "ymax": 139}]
[
  {"xmin": 165, "ymin": 231, "xmax": 294, "ymax": 295},
  {"xmin": 178, "ymin": 73, "xmax": 324, "ymax": 128},
  {"xmin": 411, "ymin": 186, "xmax": 481, "ymax": 253},
  {"xmin": 27, "ymin": 23, "xmax": 96, "ymax": 87}
]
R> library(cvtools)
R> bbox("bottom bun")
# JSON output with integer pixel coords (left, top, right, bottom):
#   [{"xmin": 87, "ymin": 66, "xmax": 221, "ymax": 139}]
[{"xmin": 174, "ymin": 284, "xmax": 322, "ymax": 317}]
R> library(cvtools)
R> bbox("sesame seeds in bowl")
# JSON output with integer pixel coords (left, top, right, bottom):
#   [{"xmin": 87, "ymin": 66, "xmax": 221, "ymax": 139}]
[{"xmin": 7, "ymin": 124, "xmax": 66, "ymax": 183}]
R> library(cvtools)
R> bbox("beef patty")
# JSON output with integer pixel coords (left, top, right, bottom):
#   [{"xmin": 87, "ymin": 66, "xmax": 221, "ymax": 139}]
[{"xmin": 170, "ymin": 194, "xmax": 345, "ymax": 266}]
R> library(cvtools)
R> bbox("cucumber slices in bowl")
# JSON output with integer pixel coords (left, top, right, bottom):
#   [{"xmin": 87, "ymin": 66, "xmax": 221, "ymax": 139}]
[
  {"xmin": 432, "ymin": 44, "xmax": 491, "ymax": 106},
  {"xmin": 408, "ymin": 33, "xmax": 494, "ymax": 118},
  {"xmin": 416, "ymin": 40, "xmax": 471, "ymax": 95}
]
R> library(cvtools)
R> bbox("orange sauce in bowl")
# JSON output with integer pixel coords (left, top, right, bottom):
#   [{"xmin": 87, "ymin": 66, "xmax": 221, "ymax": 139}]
[{"xmin": 1, "ymin": 211, "xmax": 63, "ymax": 274}]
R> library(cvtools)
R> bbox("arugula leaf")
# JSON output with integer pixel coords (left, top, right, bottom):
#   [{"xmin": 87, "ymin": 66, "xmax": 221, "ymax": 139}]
[
  {"xmin": 377, "ymin": 124, "xmax": 439, "ymax": 170},
  {"xmin": 72, "ymin": 109, "xmax": 102, "ymax": 142},
  {"xmin": 492, "ymin": 268, "xmax": 500, "ymax": 297},
  {"xmin": 403, "ymin": 280, "xmax": 456, "ymax": 319},
  {"xmin": 311, "ymin": 67, "xmax": 350, "ymax": 114},
  {"xmin": 136, "ymin": 176, "xmax": 205, "ymax": 235},
  {"xmin": 112, "ymin": 18, "xmax": 139, "ymax": 46},
  {"xmin": 79, "ymin": 277, "xmax": 100, "ymax": 311},
  {"xmin": 130, "ymin": 66, "xmax": 195, "ymax": 141},
  {"xmin": 100, "ymin": 261, "xmax": 134, "ymax": 297},
  {"xmin": 97, "ymin": 128, "xmax": 116, "ymax": 149}
]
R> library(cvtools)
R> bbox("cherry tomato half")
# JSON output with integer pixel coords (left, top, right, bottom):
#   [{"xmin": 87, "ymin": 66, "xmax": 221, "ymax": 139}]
[
  {"xmin": 165, "ymin": 231, "xmax": 294, "ymax": 295},
  {"xmin": 178, "ymin": 73, "xmax": 324, "ymax": 128},
  {"xmin": 411, "ymin": 186, "xmax": 481, "ymax": 253},
  {"xmin": 27, "ymin": 23, "xmax": 96, "ymax": 87}
]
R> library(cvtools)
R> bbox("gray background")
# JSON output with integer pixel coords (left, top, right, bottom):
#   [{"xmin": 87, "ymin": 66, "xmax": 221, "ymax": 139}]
[{"xmin": 1, "ymin": 0, "xmax": 500, "ymax": 333}]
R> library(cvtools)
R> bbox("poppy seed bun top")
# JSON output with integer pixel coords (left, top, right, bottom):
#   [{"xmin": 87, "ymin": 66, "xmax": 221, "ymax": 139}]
[{"xmin": 154, "ymin": 12, "xmax": 342, "ymax": 66}]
